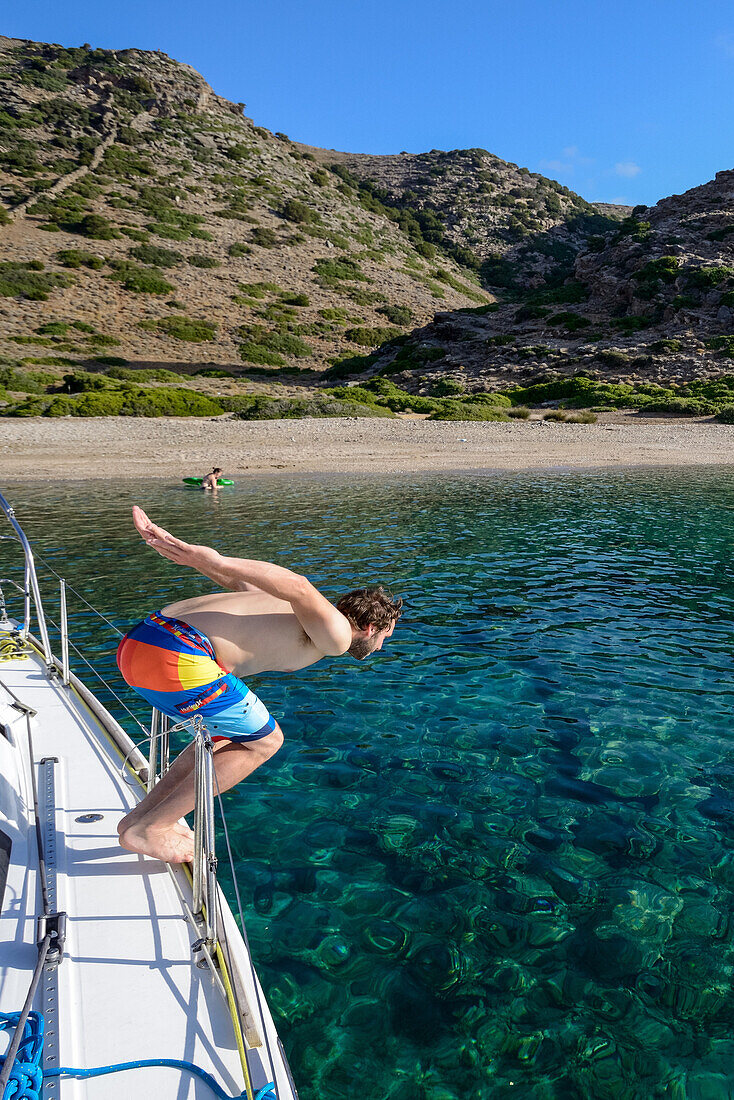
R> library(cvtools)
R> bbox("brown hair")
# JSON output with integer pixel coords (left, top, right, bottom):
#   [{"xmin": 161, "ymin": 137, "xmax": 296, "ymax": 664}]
[{"xmin": 336, "ymin": 586, "xmax": 403, "ymax": 631}]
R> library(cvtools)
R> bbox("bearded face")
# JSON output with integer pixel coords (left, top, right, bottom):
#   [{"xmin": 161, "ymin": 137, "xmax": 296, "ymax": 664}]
[{"xmin": 347, "ymin": 633, "xmax": 381, "ymax": 660}]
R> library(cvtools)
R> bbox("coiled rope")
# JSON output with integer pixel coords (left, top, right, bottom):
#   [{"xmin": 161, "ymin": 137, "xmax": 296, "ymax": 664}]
[{"xmin": 0, "ymin": 1011, "xmax": 276, "ymax": 1100}]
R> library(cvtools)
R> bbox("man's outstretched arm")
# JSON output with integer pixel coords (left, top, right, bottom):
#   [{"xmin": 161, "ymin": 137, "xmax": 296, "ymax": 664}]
[{"xmin": 132, "ymin": 507, "xmax": 352, "ymax": 655}]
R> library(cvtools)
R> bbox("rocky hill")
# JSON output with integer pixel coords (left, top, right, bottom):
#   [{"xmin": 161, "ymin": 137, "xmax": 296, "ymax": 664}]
[
  {"xmin": 0, "ymin": 35, "xmax": 626, "ymax": 386},
  {"xmin": 350, "ymin": 171, "xmax": 734, "ymax": 393},
  {"xmin": 298, "ymin": 144, "xmax": 628, "ymax": 289}
]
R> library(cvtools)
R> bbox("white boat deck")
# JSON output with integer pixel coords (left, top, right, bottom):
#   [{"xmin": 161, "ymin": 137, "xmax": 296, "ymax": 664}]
[{"xmin": 0, "ymin": 640, "xmax": 295, "ymax": 1100}]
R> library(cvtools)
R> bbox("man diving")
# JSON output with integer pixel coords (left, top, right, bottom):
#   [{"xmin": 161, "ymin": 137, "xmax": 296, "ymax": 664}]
[{"xmin": 116, "ymin": 506, "xmax": 403, "ymax": 863}]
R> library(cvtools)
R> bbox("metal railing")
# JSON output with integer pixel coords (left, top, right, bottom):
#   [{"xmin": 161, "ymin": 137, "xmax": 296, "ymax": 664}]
[
  {"xmin": 0, "ymin": 490, "xmax": 219, "ymax": 953},
  {"xmin": 148, "ymin": 711, "xmax": 219, "ymax": 955},
  {"xmin": 0, "ymin": 490, "xmax": 53, "ymax": 668}
]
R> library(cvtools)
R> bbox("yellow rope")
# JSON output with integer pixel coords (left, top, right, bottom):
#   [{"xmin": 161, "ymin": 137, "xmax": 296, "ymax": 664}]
[{"xmin": 0, "ymin": 632, "xmax": 32, "ymax": 661}]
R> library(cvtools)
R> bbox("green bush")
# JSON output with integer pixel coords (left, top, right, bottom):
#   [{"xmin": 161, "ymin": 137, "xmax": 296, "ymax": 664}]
[
  {"xmin": 143, "ymin": 315, "xmax": 216, "ymax": 341},
  {"xmin": 686, "ymin": 266, "xmax": 734, "ymax": 289},
  {"xmin": 611, "ymin": 315, "xmax": 652, "ymax": 334},
  {"xmin": 377, "ymin": 304, "xmax": 414, "ymax": 326},
  {"xmin": 70, "ymin": 214, "xmax": 118, "ymax": 240},
  {"xmin": 228, "ymin": 242, "xmax": 251, "ymax": 257},
  {"xmin": 0, "ymin": 367, "xmax": 55, "ymax": 394},
  {"xmin": 428, "ymin": 402, "xmax": 510, "ymax": 422},
  {"xmin": 7, "ymin": 386, "xmax": 226, "ymax": 418},
  {"xmin": 430, "ymin": 378, "xmax": 465, "ymax": 396},
  {"xmin": 650, "ymin": 338, "xmax": 682, "ymax": 353},
  {"xmin": 280, "ymin": 198, "xmax": 318, "ymax": 224},
  {"xmin": 566, "ymin": 411, "xmax": 598, "ymax": 423},
  {"xmin": 633, "ymin": 256, "xmax": 679, "ymax": 284},
  {"xmin": 313, "ymin": 256, "xmax": 368, "ymax": 287},
  {"xmin": 235, "ymin": 396, "xmax": 394, "ymax": 420},
  {"xmin": 280, "ymin": 292, "xmax": 309, "ymax": 306},
  {"xmin": 543, "ymin": 410, "xmax": 567, "ymax": 421},
  {"xmin": 547, "ymin": 312, "xmax": 590, "ymax": 332},
  {"xmin": 109, "ymin": 262, "xmax": 174, "ymax": 294},
  {"xmin": 344, "ymin": 326, "xmax": 401, "ymax": 347},
  {"xmin": 715, "ymin": 404, "xmax": 734, "ymax": 424},
  {"xmin": 237, "ymin": 323, "xmax": 312, "ymax": 359},
  {"xmin": 507, "ymin": 406, "xmax": 530, "ymax": 419},
  {"xmin": 56, "ymin": 249, "xmax": 105, "ymax": 270},
  {"xmin": 238, "ymin": 343, "xmax": 284, "ymax": 366},
  {"xmin": 130, "ymin": 244, "xmax": 184, "ymax": 268},
  {"xmin": 252, "ymin": 227, "xmax": 278, "ymax": 248},
  {"xmin": 188, "ymin": 254, "xmax": 220, "ymax": 268},
  {"xmin": 0, "ymin": 262, "xmax": 72, "ymax": 301}
]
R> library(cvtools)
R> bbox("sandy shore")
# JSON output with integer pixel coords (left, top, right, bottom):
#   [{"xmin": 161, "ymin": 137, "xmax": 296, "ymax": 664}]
[{"xmin": 1, "ymin": 413, "xmax": 732, "ymax": 480}]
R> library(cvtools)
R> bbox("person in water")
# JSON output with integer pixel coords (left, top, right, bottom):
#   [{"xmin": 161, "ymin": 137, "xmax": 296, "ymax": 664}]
[
  {"xmin": 200, "ymin": 467, "xmax": 223, "ymax": 491},
  {"xmin": 116, "ymin": 506, "xmax": 402, "ymax": 863}
]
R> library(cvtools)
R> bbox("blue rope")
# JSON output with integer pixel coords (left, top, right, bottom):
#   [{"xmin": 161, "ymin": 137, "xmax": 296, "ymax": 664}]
[
  {"xmin": 0, "ymin": 1011, "xmax": 276, "ymax": 1100},
  {"xmin": 46, "ymin": 1063, "xmax": 276, "ymax": 1100},
  {"xmin": 0, "ymin": 1012, "xmax": 44, "ymax": 1100}
]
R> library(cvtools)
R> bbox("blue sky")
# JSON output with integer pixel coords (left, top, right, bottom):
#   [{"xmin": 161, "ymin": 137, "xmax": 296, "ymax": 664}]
[{"xmin": 7, "ymin": 0, "xmax": 734, "ymax": 207}]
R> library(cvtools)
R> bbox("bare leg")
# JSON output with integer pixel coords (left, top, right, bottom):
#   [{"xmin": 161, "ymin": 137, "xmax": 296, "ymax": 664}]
[{"xmin": 119, "ymin": 725, "xmax": 283, "ymax": 863}]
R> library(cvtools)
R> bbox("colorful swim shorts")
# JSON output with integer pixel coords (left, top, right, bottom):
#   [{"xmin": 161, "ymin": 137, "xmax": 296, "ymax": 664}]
[{"xmin": 116, "ymin": 611, "xmax": 275, "ymax": 742}]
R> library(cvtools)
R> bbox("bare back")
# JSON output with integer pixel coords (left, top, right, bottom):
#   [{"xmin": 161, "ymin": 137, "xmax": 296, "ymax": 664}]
[{"xmin": 162, "ymin": 590, "xmax": 325, "ymax": 676}]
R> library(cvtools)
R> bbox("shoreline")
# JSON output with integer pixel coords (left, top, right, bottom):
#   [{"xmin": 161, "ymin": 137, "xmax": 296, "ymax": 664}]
[{"xmin": 1, "ymin": 413, "xmax": 732, "ymax": 480}]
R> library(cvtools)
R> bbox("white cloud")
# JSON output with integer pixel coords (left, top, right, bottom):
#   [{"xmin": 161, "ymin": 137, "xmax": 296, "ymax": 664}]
[
  {"xmin": 615, "ymin": 161, "xmax": 641, "ymax": 178},
  {"xmin": 539, "ymin": 158, "xmax": 573, "ymax": 174},
  {"xmin": 715, "ymin": 32, "xmax": 734, "ymax": 58},
  {"xmin": 538, "ymin": 147, "xmax": 595, "ymax": 178}
]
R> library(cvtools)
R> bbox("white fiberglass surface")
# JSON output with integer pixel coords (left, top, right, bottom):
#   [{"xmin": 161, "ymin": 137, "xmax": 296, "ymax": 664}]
[{"xmin": 0, "ymin": 648, "xmax": 245, "ymax": 1099}]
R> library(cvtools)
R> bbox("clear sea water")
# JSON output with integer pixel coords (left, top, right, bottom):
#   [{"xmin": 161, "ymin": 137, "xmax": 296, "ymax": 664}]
[{"xmin": 3, "ymin": 471, "xmax": 734, "ymax": 1100}]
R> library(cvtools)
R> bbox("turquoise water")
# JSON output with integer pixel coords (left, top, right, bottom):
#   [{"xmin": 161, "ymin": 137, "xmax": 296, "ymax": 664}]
[{"xmin": 4, "ymin": 472, "xmax": 734, "ymax": 1099}]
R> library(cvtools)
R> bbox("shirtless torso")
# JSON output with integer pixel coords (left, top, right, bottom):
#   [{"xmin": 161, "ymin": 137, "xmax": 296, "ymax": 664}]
[{"xmin": 163, "ymin": 589, "xmax": 324, "ymax": 676}]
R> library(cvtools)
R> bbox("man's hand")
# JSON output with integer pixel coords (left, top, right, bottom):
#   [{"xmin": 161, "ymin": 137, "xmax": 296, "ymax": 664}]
[{"xmin": 132, "ymin": 506, "xmax": 220, "ymax": 572}]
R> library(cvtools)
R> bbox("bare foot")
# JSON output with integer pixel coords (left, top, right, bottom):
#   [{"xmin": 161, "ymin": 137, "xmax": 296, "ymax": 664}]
[{"xmin": 119, "ymin": 823, "xmax": 195, "ymax": 864}]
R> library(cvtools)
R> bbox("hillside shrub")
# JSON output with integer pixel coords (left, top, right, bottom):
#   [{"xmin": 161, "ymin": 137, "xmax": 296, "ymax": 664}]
[
  {"xmin": 237, "ymin": 323, "xmax": 312, "ymax": 358},
  {"xmin": 428, "ymin": 402, "xmax": 510, "ymax": 422},
  {"xmin": 715, "ymin": 405, "xmax": 734, "ymax": 424},
  {"xmin": 56, "ymin": 249, "xmax": 105, "ymax": 269},
  {"xmin": 377, "ymin": 304, "xmax": 413, "ymax": 326},
  {"xmin": 235, "ymin": 396, "xmax": 394, "ymax": 420},
  {"xmin": 238, "ymin": 344, "xmax": 284, "ymax": 366},
  {"xmin": 188, "ymin": 254, "xmax": 220, "ymax": 268},
  {"xmin": 280, "ymin": 292, "xmax": 310, "ymax": 306},
  {"xmin": 280, "ymin": 199, "xmax": 318, "ymax": 224},
  {"xmin": 109, "ymin": 262, "xmax": 174, "ymax": 294},
  {"xmin": 70, "ymin": 214, "xmax": 118, "ymax": 240},
  {"xmin": 344, "ymin": 326, "xmax": 401, "ymax": 347},
  {"xmin": 704, "ymin": 336, "xmax": 734, "ymax": 358},
  {"xmin": 611, "ymin": 315, "xmax": 652, "ymax": 334},
  {"xmin": 430, "ymin": 378, "xmax": 465, "ymax": 396},
  {"xmin": 313, "ymin": 256, "xmax": 368, "ymax": 287},
  {"xmin": 633, "ymin": 256, "xmax": 679, "ymax": 284},
  {"xmin": 686, "ymin": 266, "xmax": 734, "ymax": 289},
  {"xmin": 0, "ymin": 262, "xmax": 72, "ymax": 301},
  {"xmin": 130, "ymin": 244, "xmax": 184, "ymax": 268},
  {"xmin": 228, "ymin": 243, "xmax": 251, "ymax": 257},
  {"xmin": 547, "ymin": 312, "xmax": 590, "ymax": 332},
  {"xmin": 252, "ymin": 227, "xmax": 278, "ymax": 248},
  {"xmin": 143, "ymin": 315, "xmax": 216, "ymax": 341}
]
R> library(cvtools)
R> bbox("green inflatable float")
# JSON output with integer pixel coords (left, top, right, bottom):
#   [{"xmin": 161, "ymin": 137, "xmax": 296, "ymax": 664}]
[{"xmin": 182, "ymin": 477, "xmax": 234, "ymax": 486}]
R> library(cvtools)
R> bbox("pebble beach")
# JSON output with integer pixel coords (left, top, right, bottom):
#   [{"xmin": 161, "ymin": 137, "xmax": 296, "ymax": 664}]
[{"xmin": 2, "ymin": 413, "xmax": 732, "ymax": 480}]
